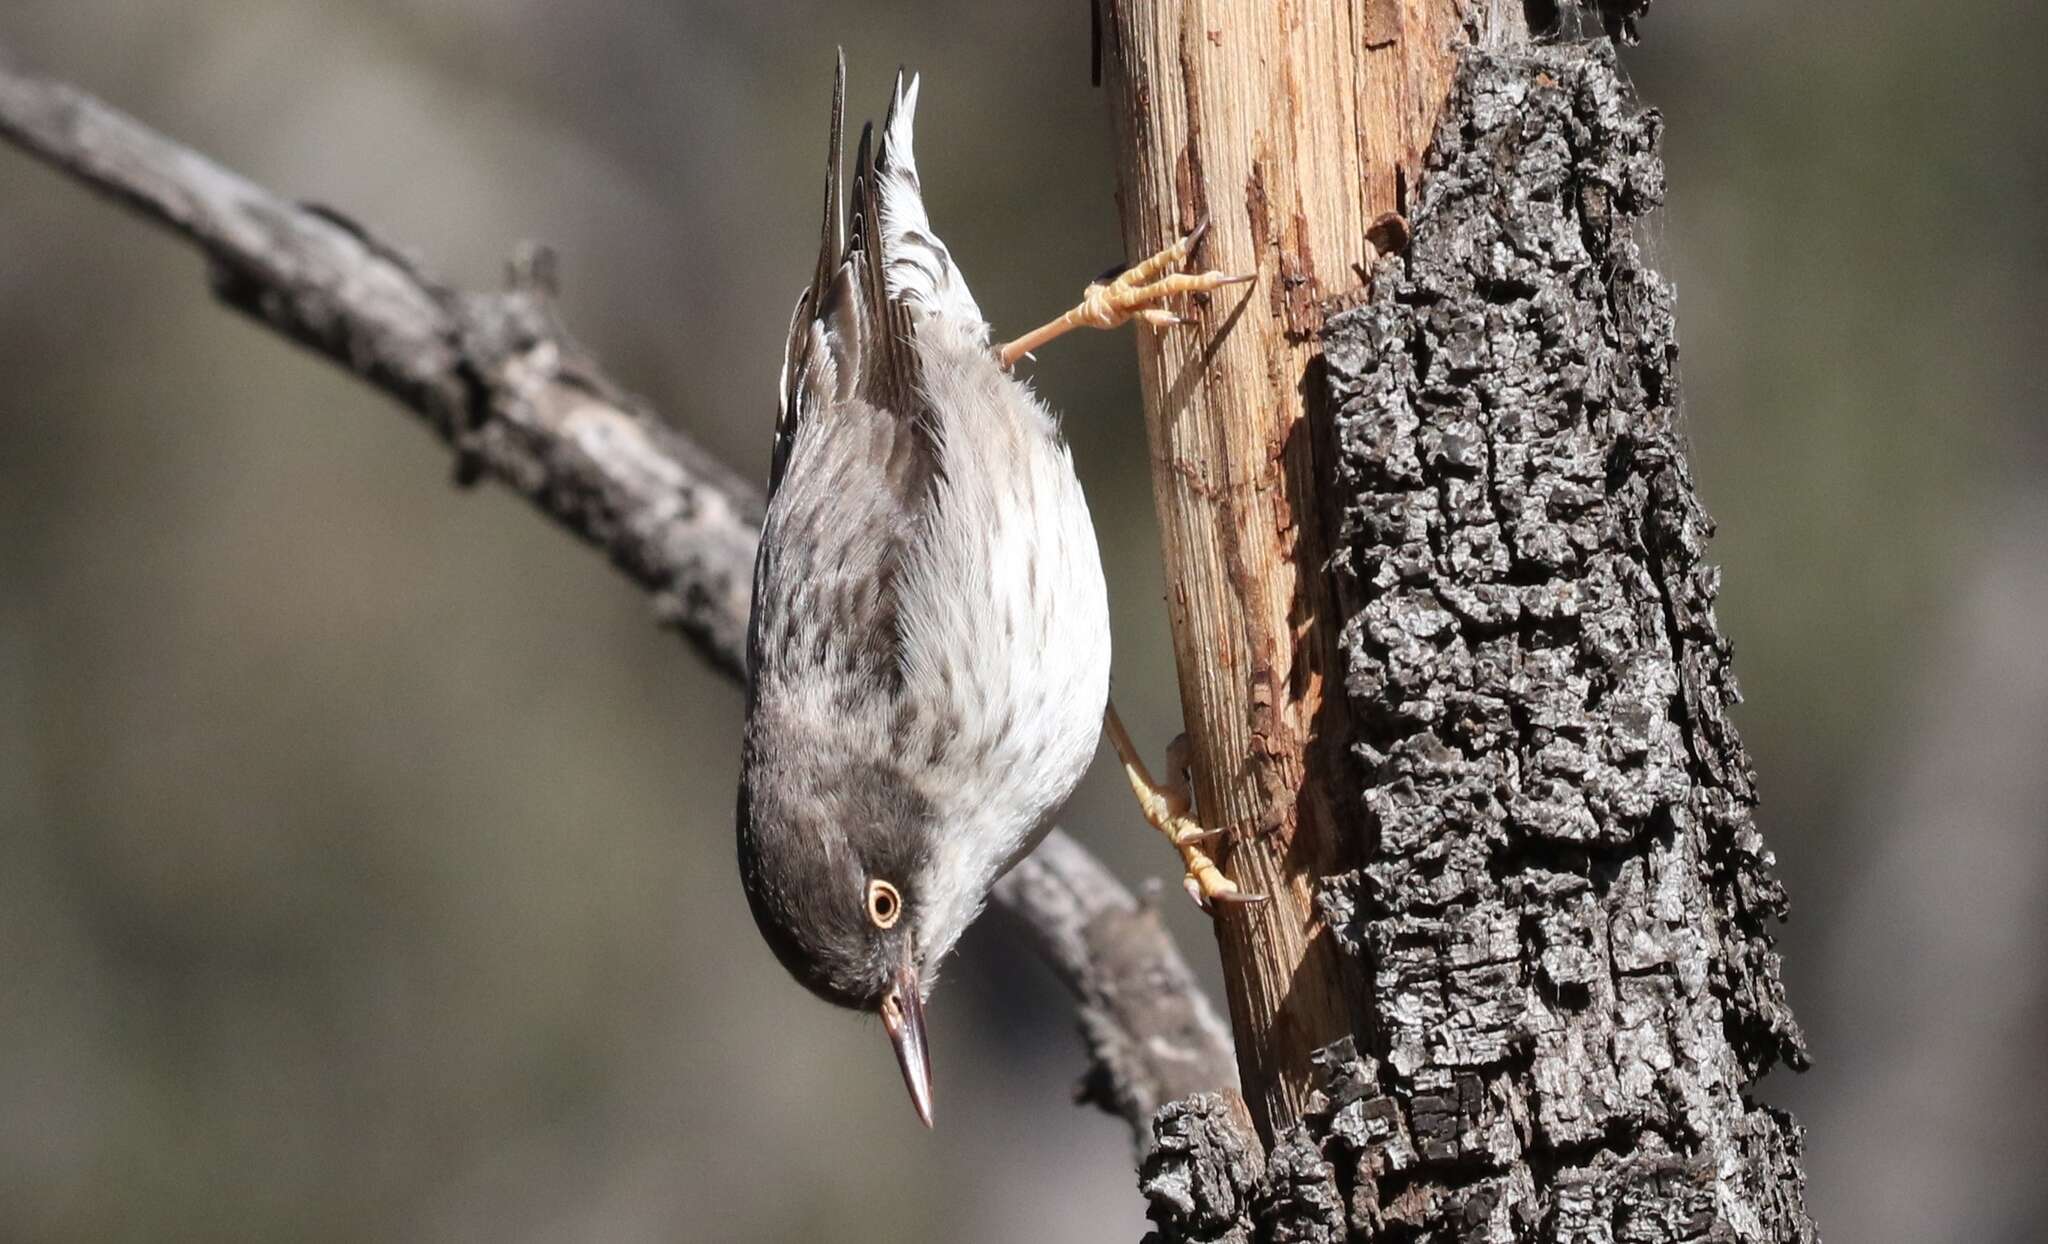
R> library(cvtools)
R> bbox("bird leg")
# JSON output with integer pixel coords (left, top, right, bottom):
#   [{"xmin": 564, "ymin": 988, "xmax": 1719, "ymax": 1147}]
[
  {"xmin": 997, "ymin": 222, "xmax": 1253, "ymax": 368},
  {"xmin": 1102, "ymin": 701, "xmax": 1265, "ymax": 911}
]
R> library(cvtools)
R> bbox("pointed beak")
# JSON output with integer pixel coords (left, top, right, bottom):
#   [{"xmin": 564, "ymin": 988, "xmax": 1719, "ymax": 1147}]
[{"xmin": 879, "ymin": 964, "xmax": 933, "ymax": 1128}]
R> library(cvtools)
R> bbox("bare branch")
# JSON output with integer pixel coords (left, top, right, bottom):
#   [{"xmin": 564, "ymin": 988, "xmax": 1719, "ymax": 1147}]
[
  {"xmin": 992, "ymin": 832, "xmax": 1238, "ymax": 1147},
  {"xmin": 0, "ymin": 54, "xmax": 760, "ymax": 674},
  {"xmin": 0, "ymin": 51, "xmax": 1229, "ymax": 1139}
]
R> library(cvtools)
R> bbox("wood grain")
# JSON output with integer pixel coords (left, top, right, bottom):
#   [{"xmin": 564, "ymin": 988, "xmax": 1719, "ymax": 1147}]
[{"xmin": 1096, "ymin": 0, "xmax": 1470, "ymax": 1138}]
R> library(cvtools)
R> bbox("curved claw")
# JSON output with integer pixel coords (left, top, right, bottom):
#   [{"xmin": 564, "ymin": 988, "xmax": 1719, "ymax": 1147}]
[
  {"xmin": 1182, "ymin": 869, "xmax": 1269, "ymax": 912},
  {"xmin": 1208, "ymin": 886, "xmax": 1269, "ymax": 907},
  {"xmin": 996, "ymin": 224, "xmax": 1256, "ymax": 366}
]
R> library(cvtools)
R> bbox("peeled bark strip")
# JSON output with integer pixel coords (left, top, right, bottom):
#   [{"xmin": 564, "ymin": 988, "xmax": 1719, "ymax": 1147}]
[
  {"xmin": 1096, "ymin": 0, "xmax": 1471, "ymax": 1144},
  {"xmin": 1138, "ymin": 39, "xmax": 1815, "ymax": 1244}
]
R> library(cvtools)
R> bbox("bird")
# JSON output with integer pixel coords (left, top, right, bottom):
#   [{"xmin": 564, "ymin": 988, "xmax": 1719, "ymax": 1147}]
[{"xmin": 737, "ymin": 55, "xmax": 1256, "ymax": 1128}]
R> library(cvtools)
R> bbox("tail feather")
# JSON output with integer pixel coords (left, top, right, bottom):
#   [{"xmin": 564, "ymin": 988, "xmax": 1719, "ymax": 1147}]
[
  {"xmin": 849, "ymin": 120, "xmax": 920, "ymax": 413},
  {"xmin": 873, "ymin": 70, "xmax": 984, "ymax": 330},
  {"xmin": 810, "ymin": 49, "xmax": 847, "ymax": 312},
  {"xmin": 773, "ymin": 58, "xmax": 971, "ymax": 499},
  {"xmin": 773, "ymin": 52, "xmax": 853, "ymax": 494}
]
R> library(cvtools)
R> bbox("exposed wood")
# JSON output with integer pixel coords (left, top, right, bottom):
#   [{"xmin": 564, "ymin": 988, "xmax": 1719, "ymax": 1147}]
[
  {"xmin": 1, "ymin": 29, "xmax": 1820, "ymax": 1238},
  {"xmin": 1095, "ymin": 0, "xmax": 1476, "ymax": 1139}
]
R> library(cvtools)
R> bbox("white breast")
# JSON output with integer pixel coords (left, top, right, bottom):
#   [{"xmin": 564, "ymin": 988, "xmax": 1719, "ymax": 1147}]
[{"xmin": 892, "ymin": 317, "xmax": 1112, "ymax": 969}]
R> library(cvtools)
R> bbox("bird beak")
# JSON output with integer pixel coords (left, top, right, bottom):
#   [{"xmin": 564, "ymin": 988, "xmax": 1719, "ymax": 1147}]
[{"xmin": 879, "ymin": 964, "xmax": 933, "ymax": 1127}]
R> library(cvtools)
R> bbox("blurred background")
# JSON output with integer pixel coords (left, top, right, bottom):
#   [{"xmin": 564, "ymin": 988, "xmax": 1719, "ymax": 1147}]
[{"xmin": 1, "ymin": 2, "xmax": 2041, "ymax": 1240}]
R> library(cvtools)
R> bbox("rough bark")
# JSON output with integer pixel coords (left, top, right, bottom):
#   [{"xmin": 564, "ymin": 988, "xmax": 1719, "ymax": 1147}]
[
  {"xmin": 1585, "ymin": 1, "xmax": 1655, "ymax": 45},
  {"xmin": 1527, "ymin": 1, "xmax": 1657, "ymax": 44},
  {"xmin": 0, "ymin": 26, "xmax": 1820, "ymax": 1238},
  {"xmin": 0, "ymin": 53, "xmax": 1231, "ymax": 1143},
  {"xmin": 1134, "ymin": 38, "xmax": 1815, "ymax": 1244}
]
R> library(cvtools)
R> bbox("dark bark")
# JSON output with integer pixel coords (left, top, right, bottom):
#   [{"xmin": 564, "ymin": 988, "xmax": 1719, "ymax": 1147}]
[
  {"xmin": 1586, "ymin": 1, "xmax": 1656, "ymax": 45},
  {"xmin": 1524, "ymin": 2, "xmax": 1656, "ymax": 45},
  {"xmin": 1135, "ymin": 38, "xmax": 1815, "ymax": 1244},
  {"xmin": 0, "ymin": 52, "xmax": 1231, "ymax": 1144}
]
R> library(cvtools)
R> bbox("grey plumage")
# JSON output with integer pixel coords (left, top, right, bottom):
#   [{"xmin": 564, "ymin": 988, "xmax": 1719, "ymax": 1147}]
[{"xmin": 736, "ymin": 56, "xmax": 1111, "ymax": 1116}]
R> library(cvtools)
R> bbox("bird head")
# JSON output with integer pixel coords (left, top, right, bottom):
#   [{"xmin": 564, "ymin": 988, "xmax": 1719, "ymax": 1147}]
[{"xmin": 735, "ymin": 754, "xmax": 944, "ymax": 1127}]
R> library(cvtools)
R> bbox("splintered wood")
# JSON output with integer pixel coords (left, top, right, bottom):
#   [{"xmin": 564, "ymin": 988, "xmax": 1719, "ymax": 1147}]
[{"xmin": 1096, "ymin": 0, "xmax": 1466, "ymax": 1139}]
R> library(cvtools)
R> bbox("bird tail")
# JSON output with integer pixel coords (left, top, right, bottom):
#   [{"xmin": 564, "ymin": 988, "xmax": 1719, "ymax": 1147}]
[
  {"xmin": 868, "ymin": 70, "xmax": 984, "ymax": 331},
  {"xmin": 807, "ymin": 51, "xmax": 848, "ymax": 327},
  {"xmin": 776, "ymin": 57, "xmax": 973, "ymax": 491}
]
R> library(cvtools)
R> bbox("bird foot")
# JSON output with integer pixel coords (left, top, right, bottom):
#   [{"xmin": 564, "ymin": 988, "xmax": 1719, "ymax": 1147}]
[
  {"xmin": 998, "ymin": 221, "xmax": 1253, "ymax": 368},
  {"xmin": 1103, "ymin": 702, "xmax": 1266, "ymax": 913},
  {"xmin": 1073, "ymin": 221, "xmax": 1254, "ymax": 331}
]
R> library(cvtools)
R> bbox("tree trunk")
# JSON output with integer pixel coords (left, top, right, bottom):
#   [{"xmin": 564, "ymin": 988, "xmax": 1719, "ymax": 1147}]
[{"xmin": 1102, "ymin": 7, "xmax": 1819, "ymax": 1241}]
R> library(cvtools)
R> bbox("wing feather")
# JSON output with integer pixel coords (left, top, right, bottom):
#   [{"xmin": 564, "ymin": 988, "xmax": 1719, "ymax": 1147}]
[
  {"xmin": 756, "ymin": 58, "xmax": 966, "ymax": 694},
  {"xmin": 773, "ymin": 59, "xmax": 944, "ymax": 500}
]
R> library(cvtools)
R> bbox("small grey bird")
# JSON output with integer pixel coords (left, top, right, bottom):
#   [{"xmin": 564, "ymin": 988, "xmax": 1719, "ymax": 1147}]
[{"xmin": 738, "ymin": 57, "xmax": 1252, "ymax": 1127}]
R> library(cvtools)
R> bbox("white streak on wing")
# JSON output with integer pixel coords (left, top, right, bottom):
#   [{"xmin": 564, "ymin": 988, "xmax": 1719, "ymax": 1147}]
[{"xmin": 777, "ymin": 293, "xmax": 802, "ymax": 423}]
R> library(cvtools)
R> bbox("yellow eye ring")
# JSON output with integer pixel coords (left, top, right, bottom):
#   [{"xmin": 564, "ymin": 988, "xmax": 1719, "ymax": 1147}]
[{"xmin": 866, "ymin": 879, "xmax": 902, "ymax": 929}]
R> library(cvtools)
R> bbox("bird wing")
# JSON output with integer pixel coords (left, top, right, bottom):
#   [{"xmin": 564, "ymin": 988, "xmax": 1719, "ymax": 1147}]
[
  {"xmin": 769, "ymin": 52, "xmax": 848, "ymax": 499},
  {"xmin": 753, "ymin": 58, "xmax": 976, "ymax": 697},
  {"xmin": 772, "ymin": 58, "xmax": 978, "ymax": 499}
]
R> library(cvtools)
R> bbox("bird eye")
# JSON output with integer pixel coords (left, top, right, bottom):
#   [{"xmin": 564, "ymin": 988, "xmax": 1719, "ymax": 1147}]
[{"xmin": 866, "ymin": 878, "xmax": 902, "ymax": 929}]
